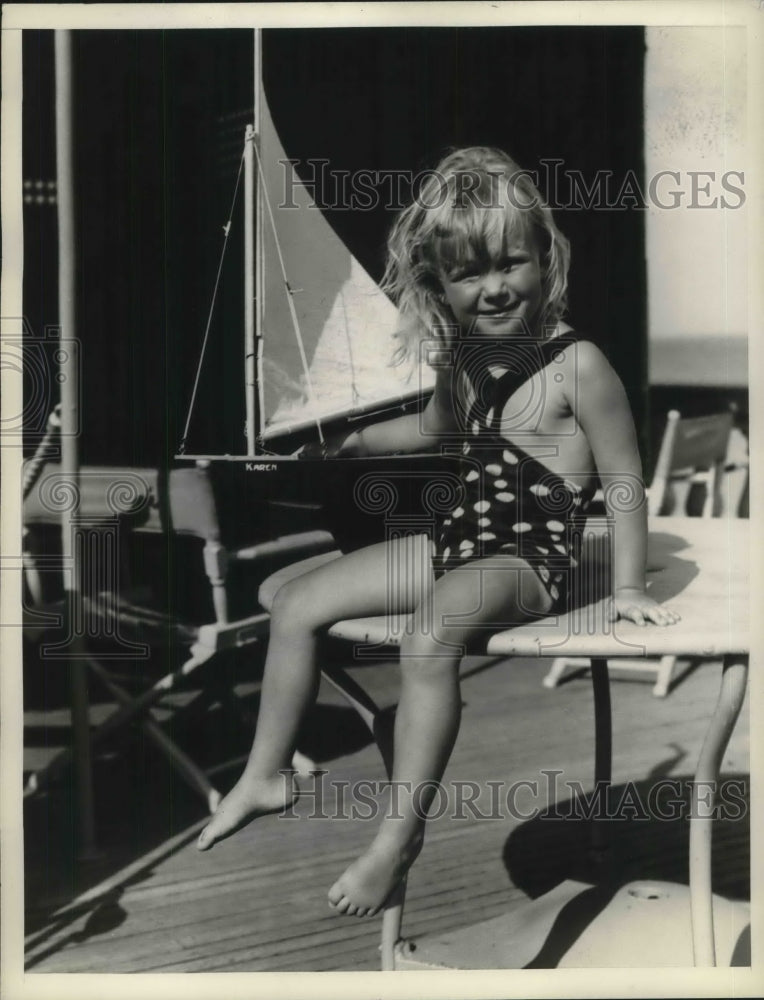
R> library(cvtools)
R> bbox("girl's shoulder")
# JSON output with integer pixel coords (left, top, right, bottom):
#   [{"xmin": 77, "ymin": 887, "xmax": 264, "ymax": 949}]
[
  {"xmin": 549, "ymin": 331, "xmax": 611, "ymax": 376},
  {"xmin": 546, "ymin": 334, "xmax": 618, "ymax": 406}
]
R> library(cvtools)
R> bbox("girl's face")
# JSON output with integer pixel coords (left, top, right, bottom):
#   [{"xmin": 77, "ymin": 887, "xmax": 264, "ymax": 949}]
[{"xmin": 438, "ymin": 237, "xmax": 544, "ymax": 339}]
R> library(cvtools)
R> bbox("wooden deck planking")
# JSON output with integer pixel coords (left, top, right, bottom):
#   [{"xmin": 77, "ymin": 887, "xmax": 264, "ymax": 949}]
[
  {"xmin": 57, "ymin": 879, "xmax": 535, "ymax": 974},
  {"xmin": 24, "ymin": 653, "xmax": 749, "ymax": 972},
  {"xmin": 28, "ymin": 831, "xmax": 521, "ymax": 971}
]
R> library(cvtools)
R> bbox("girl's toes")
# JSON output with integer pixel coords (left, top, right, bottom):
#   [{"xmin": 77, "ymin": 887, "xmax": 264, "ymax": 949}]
[{"xmin": 327, "ymin": 883, "xmax": 344, "ymax": 908}]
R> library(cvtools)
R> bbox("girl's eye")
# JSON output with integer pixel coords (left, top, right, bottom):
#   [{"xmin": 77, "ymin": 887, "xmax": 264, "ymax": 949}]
[{"xmin": 450, "ymin": 267, "xmax": 479, "ymax": 282}]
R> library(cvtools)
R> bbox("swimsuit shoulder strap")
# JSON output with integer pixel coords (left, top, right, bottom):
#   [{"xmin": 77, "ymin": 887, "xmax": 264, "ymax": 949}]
[{"xmin": 488, "ymin": 332, "xmax": 579, "ymax": 432}]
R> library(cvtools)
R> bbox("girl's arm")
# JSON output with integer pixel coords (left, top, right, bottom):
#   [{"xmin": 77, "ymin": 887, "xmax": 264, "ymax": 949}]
[
  {"xmin": 567, "ymin": 342, "xmax": 679, "ymax": 627},
  {"xmin": 337, "ymin": 365, "xmax": 459, "ymax": 456}
]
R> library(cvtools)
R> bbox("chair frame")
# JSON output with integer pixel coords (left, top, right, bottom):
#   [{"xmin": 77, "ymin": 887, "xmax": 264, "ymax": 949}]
[{"xmin": 22, "ymin": 460, "xmax": 334, "ymax": 814}]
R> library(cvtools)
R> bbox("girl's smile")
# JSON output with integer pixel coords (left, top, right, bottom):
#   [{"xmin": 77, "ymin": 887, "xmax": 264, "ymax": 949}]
[{"xmin": 439, "ymin": 246, "xmax": 544, "ymax": 338}]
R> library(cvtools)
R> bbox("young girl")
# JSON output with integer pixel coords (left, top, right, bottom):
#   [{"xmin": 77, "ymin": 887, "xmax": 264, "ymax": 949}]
[{"xmin": 197, "ymin": 146, "xmax": 679, "ymax": 916}]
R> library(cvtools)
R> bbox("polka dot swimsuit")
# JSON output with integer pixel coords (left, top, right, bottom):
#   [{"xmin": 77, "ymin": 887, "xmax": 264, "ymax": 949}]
[{"xmin": 433, "ymin": 335, "xmax": 596, "ymax": 610}]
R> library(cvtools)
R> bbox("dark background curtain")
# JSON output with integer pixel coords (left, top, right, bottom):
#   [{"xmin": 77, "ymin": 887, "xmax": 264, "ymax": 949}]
[{"xmin": 23, "ymin": 27, "xmax": 647, "ymax": 466}]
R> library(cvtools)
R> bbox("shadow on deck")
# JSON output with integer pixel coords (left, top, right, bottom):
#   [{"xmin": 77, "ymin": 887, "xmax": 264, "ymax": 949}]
[{"xmin": 22, "ymin": 646, "xmax": 749, "ymax": 973}]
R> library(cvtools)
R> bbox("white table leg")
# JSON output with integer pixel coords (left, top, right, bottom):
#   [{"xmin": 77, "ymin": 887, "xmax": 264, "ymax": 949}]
[
  {"xmin": 320, "ymin": 663, "xmax": 404, "ymax": 970},
  {"xmin": 590, "ymin": 658, "xmax": 612, "ymax": 855},
  {"xmin": 689, "ymin": 654, "xmax": 748, "ymax": 966},
  {"xmin": 382, "ymin": 881, "xmax": 406, "ymax": 970}
]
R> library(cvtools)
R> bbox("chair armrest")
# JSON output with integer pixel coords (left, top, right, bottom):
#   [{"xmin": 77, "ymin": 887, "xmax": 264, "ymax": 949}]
[{"xmin": 231, "ymin": 530, "xmax": 336, "ymax": 564}]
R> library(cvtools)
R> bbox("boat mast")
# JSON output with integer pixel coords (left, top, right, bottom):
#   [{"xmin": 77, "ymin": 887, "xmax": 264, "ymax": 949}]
[
  {"xmin": 244, "ymin": 28, "xmax": 264, "ymax": 456},
  {"xmin": 254, "ymin": 29, "xmax": 265, "ymax": 447},
  {"xmin": 244, "ymin": 120, "xmax": 255, "ymax": 455}
]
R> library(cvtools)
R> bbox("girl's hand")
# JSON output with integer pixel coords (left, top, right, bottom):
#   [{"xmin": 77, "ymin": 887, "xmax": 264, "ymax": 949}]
[
  {"xmin": 293, "ymin": 440, "xmax": 331, "ymax": 459},
  {"xmin": 294, "ymin": 433, "xmax": 357, "ymax": 459},
  {"xmin": 609, "ymin": 588, "xmax": 681, "ymax": 627}
]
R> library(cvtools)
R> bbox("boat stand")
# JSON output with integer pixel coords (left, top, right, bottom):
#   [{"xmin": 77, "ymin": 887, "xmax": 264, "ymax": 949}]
[{"xmin": 393, "ymin": 879, "xmax": 750, "ymax": 969}]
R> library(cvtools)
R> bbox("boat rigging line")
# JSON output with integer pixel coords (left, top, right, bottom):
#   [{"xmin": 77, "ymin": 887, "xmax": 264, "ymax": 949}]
[
  {"xmin": 179, "ymin": 119, "xmax": 329, "ymax": 454},
  {"xmin": 178, "ymin": 150, "xmax": 245, "ymax": 455}
]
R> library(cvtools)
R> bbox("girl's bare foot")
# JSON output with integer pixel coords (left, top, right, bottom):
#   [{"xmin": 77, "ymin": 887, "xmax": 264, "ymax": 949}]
[
  {"xmin": 327, "ymin": 832, "xmax": 423, "ymax": 917},
  {"xmin": 197, "ymin": 773, "xmax": 295, "ymax": 851}
]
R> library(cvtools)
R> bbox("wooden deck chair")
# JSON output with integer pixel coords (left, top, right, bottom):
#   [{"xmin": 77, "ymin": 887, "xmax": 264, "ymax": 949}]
[
  {"xmin": 543, "ymin": 408, "xmax": 746, "ymax": 697},
  {"xmin": 256, "ymin": 530, "xmax": 614, "ymax": 971},
  {"xmin": 22, "ymin": 460, "xmax": 335, "ymax": 812}
]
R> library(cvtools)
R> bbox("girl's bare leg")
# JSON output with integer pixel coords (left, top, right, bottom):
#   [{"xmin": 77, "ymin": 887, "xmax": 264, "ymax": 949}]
[
  {"xmin": 327, "ymin": 556, "xmax": 553, "ymax": 916},
  {"xmin": 197, "ymin": 535, "xmax": 433, "ymax": 851}
]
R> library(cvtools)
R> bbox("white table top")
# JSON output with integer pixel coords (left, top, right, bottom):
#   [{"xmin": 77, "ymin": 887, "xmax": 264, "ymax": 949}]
[
  {"xmin": 317, "ymin": 517, "xmax": 749, "ymax": 659},
  {"xmin": 486, "ymin": 516, "xmax": 748, "ymax": 658}
]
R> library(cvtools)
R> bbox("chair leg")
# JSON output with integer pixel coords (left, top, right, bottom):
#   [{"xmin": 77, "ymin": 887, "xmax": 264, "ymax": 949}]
[
  {"xmin": 290, "ymin": 749, "xmax": 317, "ymax": 776},
  {"xmin": 320, "ymin": 662, "xmax": 382, "ymax": 736},
  {"xmin": 22, "ymin": 546, "xmax": 45, "ymax": 606},
  {"xmin": 79, "ymin": 645, "xmax": 217, "ymax": 746},
  {"xmin": 542, "ymin": 656, "xmax": 572, "ymax": 689},
  {"xmin": 209, "ymin": 679, "xmax": 317, "ymax": 776},
  {"xmin": 653, "ymin": 655, "xmax": 677, "ymax": 698},
  {"xmin": 589, "ymin": 658, "xmax": 612, "ymax": 856},
  {"xmin": 24, "ymin": 646, "xmax": 216, "ymax": 800},
  {"xmin": 88, "ymin": 660, "xmax": 222, "ymax": 812},
  {"xmin": 689, "ymin": 654, "xmax": 748, "ymax": 966}
]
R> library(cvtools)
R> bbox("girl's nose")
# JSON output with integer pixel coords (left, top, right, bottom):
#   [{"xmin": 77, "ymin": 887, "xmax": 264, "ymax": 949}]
[{"xmin": 481, "ymin": 270, "xmax": 510, "ymax": 299}]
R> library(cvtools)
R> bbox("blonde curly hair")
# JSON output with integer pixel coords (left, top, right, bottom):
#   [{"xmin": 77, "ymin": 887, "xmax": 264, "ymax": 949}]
[{"xmin": 381, "ymin": 147, "xmax": 571, "ymax": 366}]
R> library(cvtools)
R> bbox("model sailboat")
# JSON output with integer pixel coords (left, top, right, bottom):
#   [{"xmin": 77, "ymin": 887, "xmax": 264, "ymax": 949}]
[{"xmin": 181, "ymin": 29, "xmax": 433, "ymax": 459}]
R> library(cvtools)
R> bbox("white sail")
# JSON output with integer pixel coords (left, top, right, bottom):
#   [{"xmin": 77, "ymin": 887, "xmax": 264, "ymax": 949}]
[{"xmin": 258, "ymin": 86, "xmax": 433, "ymax": 439}]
